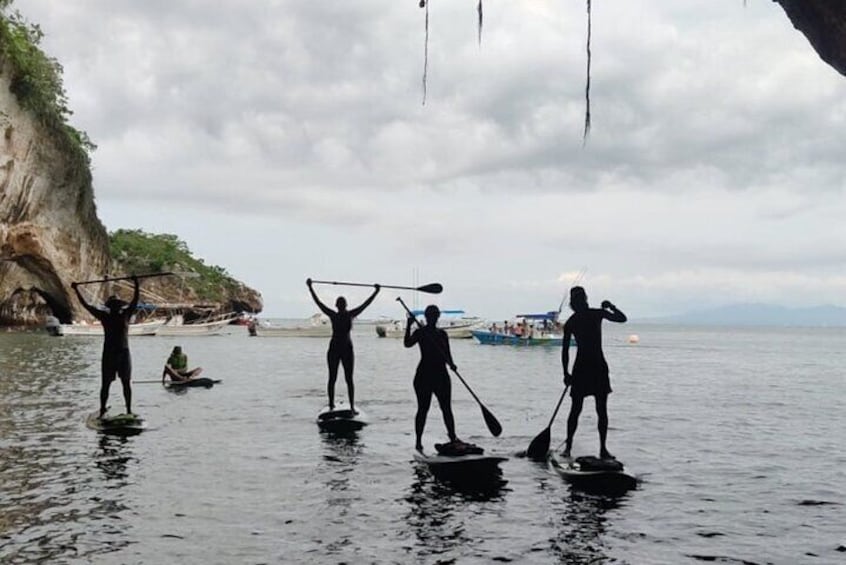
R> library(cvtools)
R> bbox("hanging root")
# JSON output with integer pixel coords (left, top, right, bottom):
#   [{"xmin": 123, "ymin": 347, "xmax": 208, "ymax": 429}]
[
  {"xmin": 582, "ymin": 0, "xmax": 592, "ymax": 145},
  {"xmin": 422, "ymin": 0, "xmax": 429, "ymax": 105},
  {"xmin": 478, "ymin": 1, "xmax": 483, "ymax": 46}
]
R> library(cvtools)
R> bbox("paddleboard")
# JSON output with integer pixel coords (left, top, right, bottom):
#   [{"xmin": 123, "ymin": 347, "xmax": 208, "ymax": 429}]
[
  {"xmin": 316, "ymin": 406, "xmax": 369, "ymax": 432},
  {"xmin": 164, "ymin": 377, "xmax": 221, "ymax": 389},
  {"xmin": 85, "ymin": 410, "xmax": 146, "ymax": 436},
  {"xmin": 549, "ymin": 453, "xmax": 636, "ymax": 494},
  {"xmin": 413, "ymin": 450, "xmax": 507, "ymax": 482}
]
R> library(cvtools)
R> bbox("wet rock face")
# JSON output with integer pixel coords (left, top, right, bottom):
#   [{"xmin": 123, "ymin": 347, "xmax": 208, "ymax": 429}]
[
  {"xmin": 0, "ymin": 61, "xmax": 110, "ymax": 324},
  {"xmin": 775, "ymin": 0, "xmax": 846, "ymax": 77}
]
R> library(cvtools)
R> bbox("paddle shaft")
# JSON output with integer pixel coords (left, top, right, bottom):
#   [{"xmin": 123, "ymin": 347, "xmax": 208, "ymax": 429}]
[
  {"xmin": 311, "ymin": 279, "xmax": 442, "ymax": 294},
  {"xmin": 75, "ymin": 272, "xmax": 175, "ymax": 285},
  {"xmin": 396, "ymin": 297, "xmax": 497, "ymax": 422},
  {"xmin": 547, "ymin": 385, "xmax": 569, "ymax": 428}
]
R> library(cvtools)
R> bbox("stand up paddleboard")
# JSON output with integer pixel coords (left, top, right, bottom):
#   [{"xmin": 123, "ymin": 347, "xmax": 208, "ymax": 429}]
[
  {"xmin": 316, "ymin": 406, "xmax": 369, "ymax": 433},
  {"xmin": 164, "ymin": 377, "xmax": 221, "ymax": 389},
  {"xmin": 549, "ymin": 453, "xmax": 636, "ymax": 495},
  {"xmin": 414, "ymin": 442, "xmax": 507, "ymax": 484},
  {"xmin": 85, "ymin": 410, "xmax": 146, "ymax": 436}
]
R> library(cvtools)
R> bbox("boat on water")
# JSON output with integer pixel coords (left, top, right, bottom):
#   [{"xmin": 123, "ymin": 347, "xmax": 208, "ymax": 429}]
[
  {"xmin": 375, "ymin": 310, "xmax": 485, "ymax": 339},
  {"xmin": 55, "ymin": 318, "xmax": 166, "ymax": 337},
  {"xmin": 472, "ymin": 311, "xmax": 570, "ymax": 346},
  {"xmin": 248, "ymin": 313, "xmax": 332, "ymax": 337},
  {"xmin": 156, "ymin": 312, "xmax": 239, "ymax": 336}
]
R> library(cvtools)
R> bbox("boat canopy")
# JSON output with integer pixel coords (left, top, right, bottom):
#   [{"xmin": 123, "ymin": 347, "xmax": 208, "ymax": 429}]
[
  {"xmin": 515, "ymin": 311, "xmax": 559, "ymax": 321},
  {"xmin": 410, "ymin": 309, "xmax": 465, "ymax": 316}
]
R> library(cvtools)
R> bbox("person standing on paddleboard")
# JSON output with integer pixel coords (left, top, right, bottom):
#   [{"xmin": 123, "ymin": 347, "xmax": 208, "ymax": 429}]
[
  {"xmin": 561, "ymin": 286, "xmax": 627, "ymax": 459},
  {"xmin": 71, "ymin": 276, "xmax": 140, "ymax": 418},
  {"xmin": 404, "ymin": 305, "xmax": 462, "ymax": 453},
  {"xmin": 307, "ymin": 278, "xmax": 380, "ymax": 414}
]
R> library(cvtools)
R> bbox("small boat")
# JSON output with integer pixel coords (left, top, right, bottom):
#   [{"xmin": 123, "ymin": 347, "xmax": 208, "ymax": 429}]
[
  {"xmin": 376, "ymin": 310, "xmax": 485, "ymax": 339},
  {"xmin": 248, "ymin": 313, "xmax": 332, "ymax": 337},
  {"xmin": 472, "ymin": 310, "xmax": 570, "ymax": 346},
  {"xmin": 57, "ymin": 318, "xmax": 166, "ymax": 337},
  {"xmin": 155, "ymin": 312, "xmax": 239, "ymax": 336}
]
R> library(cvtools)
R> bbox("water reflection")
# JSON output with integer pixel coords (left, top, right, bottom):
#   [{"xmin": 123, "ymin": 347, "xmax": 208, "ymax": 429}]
[
  {"xmin": 316, "ymin": 431, "xmax": 364, "ymax": 556},
  {"xmin": 402, "ymin": 464, "xmax": 508, "ymax": 560},
  {"xmin": 548, "ymin": 487, "xmax": 630, "ymax": 563}
]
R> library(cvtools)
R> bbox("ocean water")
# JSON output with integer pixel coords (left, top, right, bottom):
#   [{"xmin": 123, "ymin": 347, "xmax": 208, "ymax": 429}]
[{"xmin": 0, "ymin": 323, "xmax": 844, "ymax": 564}]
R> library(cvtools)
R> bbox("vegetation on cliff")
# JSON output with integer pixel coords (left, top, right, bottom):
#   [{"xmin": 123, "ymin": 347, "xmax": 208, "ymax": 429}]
[
  {"xmin": 0, "ymin": 0, "xmax": 95, "ymax": 169},
  {"xmin": 109, "ymin": 229, "xmax": 249, "ymax": 305}
]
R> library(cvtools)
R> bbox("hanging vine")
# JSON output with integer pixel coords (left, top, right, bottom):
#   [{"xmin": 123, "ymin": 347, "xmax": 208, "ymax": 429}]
[{"xmin": 583, "ymin": 0, "xmax": 592, "ymax": 143}]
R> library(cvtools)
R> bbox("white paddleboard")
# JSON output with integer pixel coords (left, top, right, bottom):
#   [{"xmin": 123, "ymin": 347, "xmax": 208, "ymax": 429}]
[
  {"xmin": 316, "ymin": 406, "xmax": 369, "ymax": 432},
  {"xmin": 86, "ymin": 410, "xmax": 146, "ymax": 436},
  {"xmin": 549, "ymin": 453, "xmax": 636, "ymax": 494}
]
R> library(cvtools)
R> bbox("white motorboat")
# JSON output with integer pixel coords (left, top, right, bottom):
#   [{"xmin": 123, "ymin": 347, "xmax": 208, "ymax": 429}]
[
  {"xmin": 248, "ymin": 313, "xmax": 332, "ymax": 337},
  {"xmin": 156, "ymin": 312, "xmax": 238, "ymax": 336},
  {"xmin": 55, "ymin": 318, "xmax": 166, "ymax": 337},
  {"xmin": 375, "ymin": 310, "xmax": 484, "ymax": 339}
]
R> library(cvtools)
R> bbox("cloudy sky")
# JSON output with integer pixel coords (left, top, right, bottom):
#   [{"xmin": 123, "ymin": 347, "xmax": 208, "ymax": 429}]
[{"xmin": 16, "ymin": 0, "xmax": 846, "ymax": 319}]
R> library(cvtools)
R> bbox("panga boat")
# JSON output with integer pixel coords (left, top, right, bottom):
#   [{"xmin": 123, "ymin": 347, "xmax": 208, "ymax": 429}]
[
  {"xmin": 248, "ymin": 313, "xmax": 332, "ymax": 337},
  {"xmin": 155, "ymin": 312, "xmax": 239, "ymax": 336},
  {"xmin": 376, "ymin": 309, "xmax": 485, "ymax": 339},
  {"xmin": 56, "ymin": 318, "xmax": 166, "ymax": 337},
  {"xmin": 472, "ymin": 311, "xmax": 570, "ymax": 346}
]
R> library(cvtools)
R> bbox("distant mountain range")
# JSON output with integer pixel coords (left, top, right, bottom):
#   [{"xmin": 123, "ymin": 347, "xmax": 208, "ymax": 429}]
[{"xmin": 640, "ymin": 303, "xmax": 846, "ymax": 327}]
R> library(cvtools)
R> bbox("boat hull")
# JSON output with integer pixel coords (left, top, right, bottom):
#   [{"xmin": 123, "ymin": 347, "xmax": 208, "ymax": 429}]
[{"xmin": 471, "ymin": 330, "xmax": 566, "ymax": 346}]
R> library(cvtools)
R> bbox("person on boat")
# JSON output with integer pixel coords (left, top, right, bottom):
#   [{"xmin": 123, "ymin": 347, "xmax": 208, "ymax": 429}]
[
  {"xmin": 162, "ymin": 345, "xmax": 203, "ymax": 383},
  {"xmin": 71, "ymin": 276, "xmax": 140, "ymax": 418},
  {"xmin": 306, "ymin": 278, "xmax": 380, "ymax": 413},
  {"xmin": 561, "ymin": 286, "xmax": 627, "ymax": 460},
  {"xmin": 404, "ymin": 304, "xmax": 464, "ymax": 453}
]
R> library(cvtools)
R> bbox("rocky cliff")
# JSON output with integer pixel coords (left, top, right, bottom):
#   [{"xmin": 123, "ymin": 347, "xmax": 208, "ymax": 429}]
[
  {"xmin": 775, "ymin": 0, "xmax": 846, "ymax": 78},
  {"xmin": 0, "ymin": 11, "xmax": 261, "ymax": 325},
  {"xmin": 0, "ymin": 56, "xmax": 110, "ymax": 325}
]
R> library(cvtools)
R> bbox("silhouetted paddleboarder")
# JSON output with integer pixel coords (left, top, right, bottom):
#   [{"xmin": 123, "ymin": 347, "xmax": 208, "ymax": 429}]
[
  {"xmin": 71, "ymin": 276, "xmax": 140, "ymax": 418},
  {"xmin": 561, "ymin": 286, "xmax": 627, "ymax": 459},
  {"xmin": 307, "ymin": 278, "xmax": 380, "ymax": 413},
  {"xmin": 404, "ymin": 305, "xmax": 468, "ymax": 453}
]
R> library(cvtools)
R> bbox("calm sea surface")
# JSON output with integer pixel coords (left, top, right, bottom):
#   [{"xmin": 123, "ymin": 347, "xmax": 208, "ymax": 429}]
[{"xmin": 1, "ymin": 323, "xmax": 844, "ymax": 564}]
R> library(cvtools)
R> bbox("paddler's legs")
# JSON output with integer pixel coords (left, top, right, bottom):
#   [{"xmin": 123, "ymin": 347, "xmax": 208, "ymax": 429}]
[
  {"xmin": 341, "ymin": 349, "xmax": 355, "ymax": 413},
  {"xmin": 326, "ymin": 348, "xmax": 341, "ymax": 410},
  {"xmin": 595, "ymin": 394, "xmax": 613, "ymax": 459},
  {"xmin": 118, "ymin": 350, "xmax": 132, "ymax": 415},
  {"xmin": 433, "ymin": 373, "xmax": 457, "ymax": 443},
  {"xmin": 100, "ymin": 355, "xmax": 115, "ymax": 418},
  {"xmin": 413, "ymin": 378, "xmax": 432, "ymax": 451},
  {"xmin": 563, "ymin": 395, "xmax": 585, "ymax": 457}
]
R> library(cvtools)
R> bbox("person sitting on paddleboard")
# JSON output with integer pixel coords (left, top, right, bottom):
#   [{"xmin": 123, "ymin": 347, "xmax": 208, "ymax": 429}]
[
  {"xmin": 404, "ymin": 304, "xmax": 464, "ymax": 453},
  {"xmin": 162, "ymin": 345, "xmax": 203, "ymax": 383},
  {"xmin": 561, "ymin": 286, "xmax": 627, "ymax": 460},
  {"xmin": 72, "ymin": 276, "xmax": 140, "ymax": 418},
  {"xmin": 307, "ymin": 278, "xmax": 380, "ymax": 414}
]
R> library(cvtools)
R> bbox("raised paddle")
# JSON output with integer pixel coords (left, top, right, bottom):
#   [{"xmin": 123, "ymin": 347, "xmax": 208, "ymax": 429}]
[
  {"xmin": 74, "ymin": 272, "xmax": 175, "ymax": 285},
  {"xmin": 526, "ymin": 384, "xmax": 569, "ymax": 460},
  {"xmin": 397, "ymin": 297, "xmax": 502, "ymax": 437},
  {"xmin": 311, "ymin": 279, "xmax": 443, "ymax": 294}
]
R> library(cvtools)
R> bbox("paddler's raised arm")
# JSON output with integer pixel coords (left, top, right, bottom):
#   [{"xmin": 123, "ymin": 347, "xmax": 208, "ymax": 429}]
[
  {"xmin": 306, "ymin": 278, "xmax": 334, "ymax": 316},
  {"xmin": 403, "ymin": 314, "xmax": 418, "ymax": 347},
  {"xmin": 126, "ymin": 275, "xmax": 140, "ymax": 316},
  {"xmin": 71, "ymin": 282, "xmax": 104, "ymax": 320},
  {"xmin": 349, "ymin": 284, "xmax": 381, "ymax": 318}
]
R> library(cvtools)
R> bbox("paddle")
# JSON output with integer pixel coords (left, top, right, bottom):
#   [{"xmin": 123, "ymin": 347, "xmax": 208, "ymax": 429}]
[
  {"xmin": 526, "ymin": 385, "xmax": 569, "ymax": 460},
  {"xmin": 397, "ymin": 297, "xmax": 502, "ymax": 437},
  {"xmin": 311, "ymin": 279, "xmax": 443, "ymax": 294},
  {"xmin": 74, "ymin": 272, "xmax": 175, "ymax": 285}
]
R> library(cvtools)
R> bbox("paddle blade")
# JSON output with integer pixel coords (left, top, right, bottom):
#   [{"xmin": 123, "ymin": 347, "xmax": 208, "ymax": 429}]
[
  {"xmin": 526, "ymin": 428, "xmax": 551, "ymax": 460},
  {"xmin": 417, "ymin": 283, "xmax": 443, "ymax": 294},
  {"xmin": 482, "ymin": 405, "xmax": 502, "ymax": 437}
]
